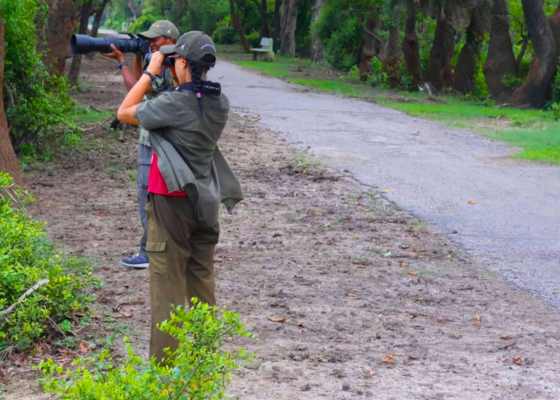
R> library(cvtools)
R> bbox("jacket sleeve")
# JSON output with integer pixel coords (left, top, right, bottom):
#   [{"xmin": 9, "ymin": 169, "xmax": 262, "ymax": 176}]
[{"xmin": 135, "ymin": 92, "xmax": 178, "ymax": 131}]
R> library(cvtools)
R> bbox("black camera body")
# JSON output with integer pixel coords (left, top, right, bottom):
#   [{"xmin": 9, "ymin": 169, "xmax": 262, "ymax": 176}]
[{"xmin": 71, "ymin": 33, "xmax": 150, "ymax": 56}]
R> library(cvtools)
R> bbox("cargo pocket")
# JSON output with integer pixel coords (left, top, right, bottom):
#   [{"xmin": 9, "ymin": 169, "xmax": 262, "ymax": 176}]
[{"xmin": 146, "ymin": 241, "xmax": 168, "ymax": 280}]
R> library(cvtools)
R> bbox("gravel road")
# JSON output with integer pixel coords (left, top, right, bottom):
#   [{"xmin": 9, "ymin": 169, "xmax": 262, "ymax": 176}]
[{"xmin": 216, "ymin": 61, "xmax": 560, "ymax": 307}]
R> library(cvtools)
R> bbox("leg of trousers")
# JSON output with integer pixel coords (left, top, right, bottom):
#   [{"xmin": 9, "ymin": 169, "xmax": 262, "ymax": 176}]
[
  {"xmin": 146, "ymin": 193, "xmax": 219, "ymax": 363},
  {"xmin": 137, "ymin": 144, "xmax": 152, "ymax": 257}
]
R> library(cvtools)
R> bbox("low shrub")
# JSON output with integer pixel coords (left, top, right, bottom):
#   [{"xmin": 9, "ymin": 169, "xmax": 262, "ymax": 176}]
[
  {"xmin": 39, "ymin": 300, "xmax": 254, "ymax": 399},
  {"xmin": 0, "ymin": 173, "xmax": 96, "ymax": 352}
]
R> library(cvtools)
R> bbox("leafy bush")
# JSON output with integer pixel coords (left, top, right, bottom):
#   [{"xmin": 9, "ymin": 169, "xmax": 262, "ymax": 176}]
[
  {"xmin": 213, "ymin": 17, "xmax": 238, "ymax": 45},
  {"xmin": 2, "ymin": 0, "xmax": 75, "ymax": 156},
  {"xmin": 368, "ymin": 58, "xmax": 388, "ymax": 88},
  {"xmin": 39, "ymin": 301, "xmax": 254, "ymax": 399},
  {"xmin": 0, "ymin": 173, "xmax": 96, "ymax": 351},
  {"xmin": 130, "ymin": 12, "xmax": 161, "ymax": 35}
]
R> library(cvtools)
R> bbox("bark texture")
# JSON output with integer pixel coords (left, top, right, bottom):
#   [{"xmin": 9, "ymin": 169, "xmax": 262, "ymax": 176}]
[
  {"xmin": 40, "ymin": 0, "xmax": 78, "ymax": 75},
  {"xmin": 385, "ymin": 6, "xmax": 402, "ymax": 87},
  {"xmin": 359, "ymin": 19, "xmax": 378, "ymax": 81},
  {"xmin": 310, "ymin": 0, "xmax": 325, "ymax": 63},
  {"xmin": 273, "ymin": 0, "xmax": 282, "ymax": 43},
  {"xmin": 0, "ymin": 12, "xmax": 22, "ymax": 184},
  {"xmin": 424, "ymin": 5, "xmax": 455, "ymax": 90},
  {"xmin": 511, "ymin": 0, "xmax": 558, "ymax": 108},
  {"xmin": 229, "ymin": 0, "xmax": 251, "ymax": 52},
  {"xmin": 483, "ymin": 0, "xmax": 517, "ymax": 100},
  {"xmin": 68, "ymin": 1, "xmax": 93, "ymax": 86},
  {"xmin": 91, "ymin": 0, "xmax": 110, "ymax": 38},
  {"xmin": 550, "ymin": 4, "xmax": 560, "ymax": 55},
  {"xmin": 453, "ymin": 3, "xmax": 489, "ymax": 94},
  {"xmin": 280, "ymin": 0, "xmax": 303, "ymax": 56},
  {"xmin": 402, "ymin": 0, "xmax": 422, "ymax": 86},
  {"xmin": 260, "ymin": 0, "xmax": 272, "ymax": 38}
]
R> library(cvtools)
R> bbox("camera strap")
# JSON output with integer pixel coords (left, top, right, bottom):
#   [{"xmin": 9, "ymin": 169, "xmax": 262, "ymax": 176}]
[{"xmin": 171, "ymin": 81, "xmax": 221, "ymax": 111}]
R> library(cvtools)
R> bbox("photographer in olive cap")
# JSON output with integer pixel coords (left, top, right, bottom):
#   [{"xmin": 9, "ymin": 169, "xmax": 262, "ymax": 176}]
[
  {"xmin": 103, "ymin": 21, "xmax": 179, "ymax": 269},
  {"xmin": 117, "ymin": 31, "xmax": 243, "ymax": 362}
]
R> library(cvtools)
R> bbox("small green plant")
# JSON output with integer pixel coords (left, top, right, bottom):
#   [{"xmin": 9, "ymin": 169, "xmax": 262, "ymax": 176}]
[
  {"xmin": 38, "ymin": 301, "xmax": 254, "ymax": 399},
  {"xmin": 330, "ymin": 219, "xmax": 341, "ymax": 227},
  {"xmin": 550, "ymin": 103, "xmax": 560, "ymax": 121},
  {"xmin": 0, "ymin": 173, "xmax": 96, "ymax": 351}
]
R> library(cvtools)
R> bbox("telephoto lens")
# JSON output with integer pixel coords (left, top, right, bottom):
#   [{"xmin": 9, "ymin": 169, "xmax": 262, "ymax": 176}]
[{"xmin": 71, "ymin": 34, "xmax": 150, "ymax": 56}]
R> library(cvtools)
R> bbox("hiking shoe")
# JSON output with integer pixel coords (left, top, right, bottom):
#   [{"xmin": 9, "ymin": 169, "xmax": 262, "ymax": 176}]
[{"xmin": 121, "ymin": 253, "xmax": 149, "ymax": 269}]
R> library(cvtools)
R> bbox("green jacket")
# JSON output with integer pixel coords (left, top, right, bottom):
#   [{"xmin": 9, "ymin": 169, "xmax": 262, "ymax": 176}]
[{"xmin": 135, "ymin": 83, "xmax": 243, "ymax": 227}]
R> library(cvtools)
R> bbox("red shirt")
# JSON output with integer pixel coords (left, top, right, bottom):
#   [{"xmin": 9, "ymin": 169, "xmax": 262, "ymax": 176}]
[{"xmin": 148, "ymin": 152, "xmax": 187, "ymax": 197}]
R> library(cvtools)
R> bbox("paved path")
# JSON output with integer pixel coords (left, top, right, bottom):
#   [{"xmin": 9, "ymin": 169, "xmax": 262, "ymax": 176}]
[{"xmin": 215, "ymin": 61, "xmax": 560, "ymax": 307}]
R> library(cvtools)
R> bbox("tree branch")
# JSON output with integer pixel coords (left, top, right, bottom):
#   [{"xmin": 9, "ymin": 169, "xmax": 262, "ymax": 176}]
[{"xmin": 0, "ymin": 279, "xmax": 50, "ymax": 318}]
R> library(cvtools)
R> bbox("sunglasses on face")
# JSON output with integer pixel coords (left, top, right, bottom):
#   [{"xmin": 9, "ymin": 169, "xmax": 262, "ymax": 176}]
[{"xmin": 166, "ymin": 54, "xmax": 181, "ymax": 67}]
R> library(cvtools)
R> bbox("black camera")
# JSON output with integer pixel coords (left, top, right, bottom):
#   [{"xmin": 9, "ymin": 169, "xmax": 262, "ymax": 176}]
[{"xmin": 71, "ymin": 33, "xmax": 150, "ymax": 56}]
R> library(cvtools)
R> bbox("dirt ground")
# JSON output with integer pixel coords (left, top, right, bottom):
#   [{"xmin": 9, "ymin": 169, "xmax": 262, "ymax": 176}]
[{"xmin": 5, "ymin": 56, "xmax": 560, "ymax": 399}]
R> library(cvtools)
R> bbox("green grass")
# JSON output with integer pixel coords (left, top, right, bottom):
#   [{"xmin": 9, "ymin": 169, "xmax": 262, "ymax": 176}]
[
  {"xmin": 220, "ymin": 45, "xmax": 560, "ymax": 165},
  {"xmin": 75, "ymin": 108, "xmax": 115, "ymax": 125}
]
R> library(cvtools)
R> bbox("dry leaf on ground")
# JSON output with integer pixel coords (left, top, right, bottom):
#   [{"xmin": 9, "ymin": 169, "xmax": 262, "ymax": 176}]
[
  {"xmin": 353, "ymin": 264, "xmax": 366, "ymax": 269},
  {"xmin": 382, "ymin": 355, "xmax": 395, "ymax": 363},
  {"xmin": 267, "ymin": 316, "xmax": 288, "ymax": 323},
  {"xmin": 381, "ymin": 189, "xmax": 391, "ymax": 193},
  {"xmin": 475, "ymin": 314, "xmax": 481, "ymax": 326},
  {"xmin": 500, "ymin": 334, "xmax": 511, "ymax": 340},
  {"xmin": 468, "ymin": 200, "xmax": 477, "ymax": 205},
  {"xmin": 78, "ymin": 341, "xmax": 89, "ymax": 353},
  {"xmin": 331, "ymin": 238, "xmax": 342, "ymax": 243},
  {"xmin": 513, "ymin": 357, "xmax": 522, "ymax": 366}
]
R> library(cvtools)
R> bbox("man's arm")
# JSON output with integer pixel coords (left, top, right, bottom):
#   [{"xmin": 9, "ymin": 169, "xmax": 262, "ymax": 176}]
[
  {"xmin": 133, "ymin": 54, "xmax": 143, "ymax": 80},
  {"xmin": 101, "ymin": 44, "xmax": 139, "ymax": 91}
]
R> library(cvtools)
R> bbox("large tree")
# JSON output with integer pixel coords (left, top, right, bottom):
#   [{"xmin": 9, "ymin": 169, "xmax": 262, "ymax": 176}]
[
  {"xmin": 402, "ymin": 0, "xmax": 422, "ymax": 86},
  {"xmin": 40, "ymin": 0, "xmax": 78, "ymax": 76},
  {"xmin": 483, "ymin": 0, "xmax": 517, "ymax": 99},
  {"xmin": 511, "ymin": 0, "xmax": 558, "ymax": 108},
  {"xmin": 0, "ymin": 11, "xmax": 22, "ymax": 184},
  {"xmin": 310, "ymin": 0, "xmax": 325, "ymax": 63},
  {"xmin": 454, "ymin": 1, "xmax": 490, "ymax": 94},
  {"xmin": 550, "ymin": 2, "xmax": 560, "ymax": 54},
  {"xmin": 229, "ymin": 0, "xmax": 251, "ymax": 52},
  {"xmin": 280, "ymin": 0, "xmax": 304, "ymax": 56},
  {"xmin": 68, "ymin": 1, "xmax": 93, "ymax": 86},
  {"xmin": 424, "ymin": 2, "xmax": 456, "ymax": 90}
]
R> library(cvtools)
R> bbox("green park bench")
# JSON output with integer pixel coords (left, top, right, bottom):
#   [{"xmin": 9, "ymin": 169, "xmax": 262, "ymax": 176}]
[{"xmin": 250, "ymin": 38, "xmax": 275, "ymax": 62}]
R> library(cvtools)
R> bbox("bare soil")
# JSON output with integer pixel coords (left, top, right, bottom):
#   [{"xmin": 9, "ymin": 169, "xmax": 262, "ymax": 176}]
[{"xmin": 4, "ymin": 57, "xmax": 560, "ymax": 399}]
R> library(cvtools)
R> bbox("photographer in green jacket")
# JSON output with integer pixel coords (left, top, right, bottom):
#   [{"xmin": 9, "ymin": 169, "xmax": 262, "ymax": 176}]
[{"xmin": 117, "ymin": 31, "xmax": 242, "ymax": 362}]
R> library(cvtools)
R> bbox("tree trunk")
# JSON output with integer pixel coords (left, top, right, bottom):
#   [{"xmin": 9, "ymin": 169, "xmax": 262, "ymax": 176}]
[
  {"xmin": 280, "ymin": 0, "xmax": 303, "ymax": 56},
  {"xmin": 402, "ymin": 0, "xmax": 422, "ymax": 87},
  {"xmin": 229, "ymin": 0, "xmax": 250, "ymax": 52},
  {"xmin": 128, "ymin": 0, "xmax": 139, "ymax": 21},
  {"xmin": 511, "ymin": 0, "xmax": 558, "ymax": 108},
  {"xmin": 424, "ymin": 4, "xmax": 455, "ymax": 90},
  {"xmin": 39, "ymin": 0, "xmax": 78, "ymax": 75},
  {"xmin": 91, "ymin": 0, "xmax": 110, "ymax": 38},
  {"xmin": 384, "ymin": 6, "xmax": 402, "ymax": 87},
  {"xmin": 68, "ymin": 1, "xmax": 93, "ymax": 86},
  {"xmin": 272, "ymin": 0, "xmax": 282, "ymax": 44},
  {"xmin": 453, "ymin": 3, "xmax": 489, "ymax": 94},
  {"xmin": 483, "ymin": 0, "xmax": 517, "ymax": 100},
  {"xmin": 0, "ymin": 12, "xmax": 22, "ymax": 185},
  {"xmin": 260, "ymin": 0, "xmax": 271, "ymax": 38},
  {"xmin": 310, "ymin": 0, "xmax": 324, "ymax": 63},
  {"xmin": 358, "ymin": 19, "xmax": 377, "ymax": 81},
  {"xmin": 550, "ymin": 3, "xmax": 560, "ymax": 55}
]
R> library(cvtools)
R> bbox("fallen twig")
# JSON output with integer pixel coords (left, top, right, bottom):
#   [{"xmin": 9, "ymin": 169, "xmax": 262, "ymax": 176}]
[
  {"xmin": 82, "ymin": 114, "xmax": 116, "ymax": 132},
  {"xmin": 0, "ymin": 279, "xmax": 49, "ymax": 318}
]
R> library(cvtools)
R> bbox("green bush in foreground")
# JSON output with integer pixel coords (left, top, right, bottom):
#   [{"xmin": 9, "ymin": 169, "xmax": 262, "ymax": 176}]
[
  {"xmin": 39, "ymin": 301, "xmax": 254, "ymax": 399},
  {"xmin": 0, "ymin": 172, "xmax": 96, "ymax": 351}
]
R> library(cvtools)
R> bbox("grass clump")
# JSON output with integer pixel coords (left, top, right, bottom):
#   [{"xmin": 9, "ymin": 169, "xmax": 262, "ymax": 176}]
[
  {"xmin": 0, "ymin": 173, "xmax": 97, "ymax": 352},
  {"xmin": 38, "ymin": 300, "xmax": 254, "ymax": 399}
]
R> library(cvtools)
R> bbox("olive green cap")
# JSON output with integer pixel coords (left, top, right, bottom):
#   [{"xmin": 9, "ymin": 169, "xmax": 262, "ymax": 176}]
[
  {"xmin": 160, "ymin": 31, "xmax": 217, "ymax": 65},
  {"xmin": 138, "ymin": 20, "xmax": 179, "ymax": 39}
]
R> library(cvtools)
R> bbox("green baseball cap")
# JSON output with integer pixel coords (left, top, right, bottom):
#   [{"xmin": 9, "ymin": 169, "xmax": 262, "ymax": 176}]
[
  {"xmin": 138, "ymin": 20, "xmax": 179, "ymax": 39},
  {"xmin": 160, "ymin": 31, "xmax": 217, "ymax": 65}
]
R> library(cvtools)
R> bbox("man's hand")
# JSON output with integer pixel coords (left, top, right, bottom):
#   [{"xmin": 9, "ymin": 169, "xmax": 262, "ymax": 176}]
[
  {"xmin": 101, "ymin": 44, "xmax": 125, "ymax": 63},
  {"xmin": 146, "ymin": 51, "xmax": 164, "ymax": 76}
]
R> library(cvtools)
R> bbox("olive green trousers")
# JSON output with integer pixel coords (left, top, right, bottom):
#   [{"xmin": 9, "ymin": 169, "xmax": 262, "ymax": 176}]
[{"xmin": 146, "ymin": 193, "xmax": 219, "ymax": 362}]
